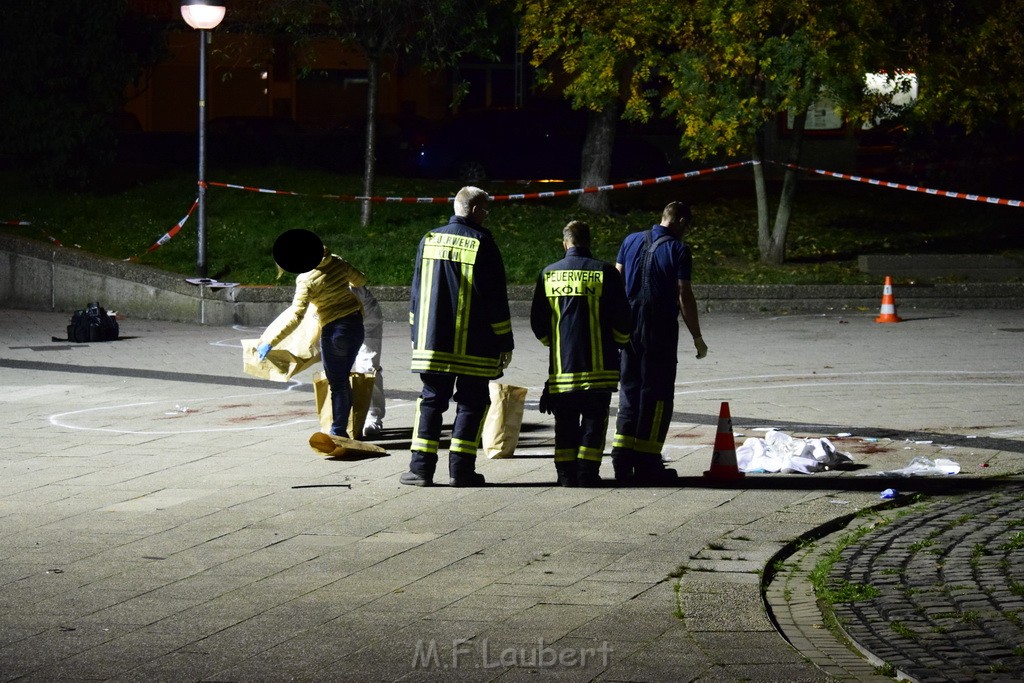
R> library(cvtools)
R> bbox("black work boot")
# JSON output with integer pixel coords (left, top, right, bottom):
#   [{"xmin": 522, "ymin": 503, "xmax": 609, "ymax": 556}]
[
  {"xmin": 577, "ymin": 459, "xmax": 603, "ymax": 487},
  {"xmin": 611, "ymin": 450, "xmax": 635, "ymax": 485},
  {"xmin": 633, "ymin": 454, "xmax": 680, "ymax": 486},
  {"xmin": 449, "ymin": 453, "xmax": 485, "ymax": 487},
  {"xmin": 449, "ymin": 472, "xmax": 486, "ymax": 487},
  {"xmin": 401, "ymin": 451, "xmax": 436, "ymax": 486},
  {"xmin": 554, "ymin": 461, "xmax": 578, "ymax": 487}
]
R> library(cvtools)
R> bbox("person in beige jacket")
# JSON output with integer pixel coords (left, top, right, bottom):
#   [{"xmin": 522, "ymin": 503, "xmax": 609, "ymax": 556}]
[{"xmin": 257, "ymin": 229, "xmax": 366, "ymax": 438}]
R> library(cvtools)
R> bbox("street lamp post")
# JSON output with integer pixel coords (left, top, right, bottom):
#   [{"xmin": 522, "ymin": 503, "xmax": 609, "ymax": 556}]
[{"xmin": 180, "ymin": 0, "xmax": 226, "ymax": 278}]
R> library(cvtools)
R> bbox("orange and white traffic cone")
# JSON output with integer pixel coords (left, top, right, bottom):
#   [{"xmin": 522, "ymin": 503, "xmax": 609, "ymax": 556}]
[
  {"xmin": 874, "ymin": 276, "xmax": 902, "ymax": 323},
  {"xmin": 703, "ymin": 401, "xmax": 745, "ymax": 480}
]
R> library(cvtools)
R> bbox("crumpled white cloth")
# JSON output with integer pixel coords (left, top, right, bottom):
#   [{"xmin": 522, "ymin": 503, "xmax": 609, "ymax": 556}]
[{"xmin": 736, "ymin": 429, "xmax": 854, "ymax": 474}]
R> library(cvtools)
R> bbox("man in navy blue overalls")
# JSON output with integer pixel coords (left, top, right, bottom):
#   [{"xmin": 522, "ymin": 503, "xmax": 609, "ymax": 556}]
[{"xmin": 612, "ymin": 202, "xmax": 707, "ymax": 485}]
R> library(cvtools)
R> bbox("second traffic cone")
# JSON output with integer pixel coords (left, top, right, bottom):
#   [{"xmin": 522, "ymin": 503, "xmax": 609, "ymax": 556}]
[
  {"xmin": 704, "ymin": 401, "xmax": 745, "ymax": 480},
  {"xmin": 874, "ymin": 276, "xmax": 902, "ymax": 323}
]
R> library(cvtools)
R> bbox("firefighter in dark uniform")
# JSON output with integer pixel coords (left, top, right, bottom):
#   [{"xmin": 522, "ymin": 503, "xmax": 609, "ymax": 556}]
[
  {"xmin": 612, "ymin": 201, "xmax": 707, "ymax": 485},
  {"xmin": 402, "ymin": 186, "xmax": 514, "ymax": 487},
  {"xmin": 530, "ymin": 220, "xmax": 631, "ymax": 487}
]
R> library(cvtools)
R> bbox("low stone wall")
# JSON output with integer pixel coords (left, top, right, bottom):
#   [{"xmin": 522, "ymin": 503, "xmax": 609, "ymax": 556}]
[
  {"xmin": 2, "ymin": 234, "xmax": 1022, "ymax": 326},
  {"xmin": 859, "ymin": 254, "xmax": 1024, "ymax": 282}
]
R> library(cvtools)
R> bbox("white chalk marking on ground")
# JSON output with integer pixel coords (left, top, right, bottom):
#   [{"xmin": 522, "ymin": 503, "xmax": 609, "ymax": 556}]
[
  {"xmin": 991, "ymin": 429, "xmax": 1024, "ymax": 437},
  {"xmin": 49, "ymin": 381, "xmax": 317, "ymax": 435}
]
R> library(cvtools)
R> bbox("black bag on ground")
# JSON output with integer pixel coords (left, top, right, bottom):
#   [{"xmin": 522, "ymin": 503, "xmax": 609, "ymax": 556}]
[{"xmin": 67, "ymin": 302, "xmax": 119, "ymax": 342}]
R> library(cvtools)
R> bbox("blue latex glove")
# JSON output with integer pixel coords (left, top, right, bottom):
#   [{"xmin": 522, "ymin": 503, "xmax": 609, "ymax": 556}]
[{"xmin": 256, "ymin": 343, "xmax": 272, "ymax": 361}]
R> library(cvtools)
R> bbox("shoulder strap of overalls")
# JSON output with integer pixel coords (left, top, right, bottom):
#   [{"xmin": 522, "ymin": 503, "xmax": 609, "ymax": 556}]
[{"xmin": 638, "ymin": 230, "xmax": 674, "ymax": 303}]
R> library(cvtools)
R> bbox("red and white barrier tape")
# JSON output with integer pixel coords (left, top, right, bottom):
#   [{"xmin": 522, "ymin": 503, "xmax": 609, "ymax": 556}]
[
  {"xmin": 771, "ymin": 161, "xmax": 1023, "ymax": 208},
  {"xmin": 136, "ymin": 199, "xmax": 199, "ymax": 257},
  {"xmin": 208, "ymin": 161, "xmax": 758, "ymax": 204},
  {"xmin": 2, "ymin": 219, "xmax": 67, "ymax": 246},
  {"xmin": 10, "ymin": 157, "xmax": 1018, "ymax": 263},
  {"xmin": 492, "ymin": 162, "xmax": 757, "ymax": 201}
]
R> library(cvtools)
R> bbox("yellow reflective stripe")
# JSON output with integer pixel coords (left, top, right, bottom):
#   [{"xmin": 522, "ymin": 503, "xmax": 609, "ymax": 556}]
[
  {"xmin": 491, "ymin": 319, "xmax": 512, "ymax": 335},
  {"xmin": 411, "ymin": 438, "xmax": 439, "ymax": 454},
  {"xmin": 411, "ymin": 398, "xmax": 438, "ymax": 453},
  {"xmin": 554, "ymin": 448, "xmax": 576, "ymax": 462},
  {"xmin": 578, "ymin": 445, "xmax": 604, "ymax": 462},
  {"xmin": 613, "ymin": 329, "xmax": 630, "ymax": 345},
  {"xmin": 588, "ymin": 292, "xmax": 601, "ymax": 369},
  {"xmin": 411, "ymin": 349, "xmax": 498, "ymax": 370},
  {"xmin": 475, "ymin": 406, "xmax": 489, "ymax": 443},
  {"xmin": 549, "ymin": 370, "xmax": 619, "ymax": 392},
  {"xmin": 422, "ymin": 232, "xmax": 480, "ymax": 264},
  {"xmin": 409, "ymin": 350, "xmax": 501, "ymax": 376},
  {"xmin": 612, "ymin": 432, "xmax": 663, "ymax": 455},
  {"xmin": 450, "ymin": 437, "xmax": 479, "ymax": 455},
  {"xmin": 647, "ymin": 400, "xmax": 664, "ymax": 443},
  {"xmin": 453, "ymin": 262, "xmax": 472, "ymax": 354},
  {"xmin": 415, "ymin": 262, "xmax": 433, "ymax": 349},
  {"xmin": 552, "ymin": 306, "xmax": 563, "ymax": 375}
]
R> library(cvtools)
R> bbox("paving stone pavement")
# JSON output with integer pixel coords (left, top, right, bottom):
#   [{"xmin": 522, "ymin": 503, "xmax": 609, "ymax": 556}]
[
  {"xmin": 829, "ymin": 486, "xmax": 1024, "ymax": 682},
  {"xmin": 0, "ymin": 306, "xmax": 1022, "ymax": 682}
]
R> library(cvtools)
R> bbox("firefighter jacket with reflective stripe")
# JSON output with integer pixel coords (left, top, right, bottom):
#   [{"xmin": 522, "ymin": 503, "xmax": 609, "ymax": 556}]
[
  {"xmin": 530, "ymin": 247, "xmax": 632, "ymax": 394},
  {"xmin": 410, "ymin": 215, "xmax": 514, "ymax": 378}
]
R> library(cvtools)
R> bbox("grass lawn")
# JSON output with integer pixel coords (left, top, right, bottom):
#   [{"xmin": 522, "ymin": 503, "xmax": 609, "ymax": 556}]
[{"xmin": 1, "ymin": 163, "xmax": 1020, "ymax": 287}]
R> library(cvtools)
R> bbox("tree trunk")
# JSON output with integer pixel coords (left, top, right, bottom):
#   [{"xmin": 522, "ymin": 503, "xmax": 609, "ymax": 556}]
[
  {"xmin": 577, "ymin": 103, "xmax": 620, "ymax": 214},
  {"xmin": 753, "ymin": 125, "xmax": 772, "ymax": 257},
  {"xmin": 756, "ymin": 110, "xmax": 806, "ymax": 265},
  {"xmin": 360, "ymin": 54, "xmax": 380, "ymax": 228}
]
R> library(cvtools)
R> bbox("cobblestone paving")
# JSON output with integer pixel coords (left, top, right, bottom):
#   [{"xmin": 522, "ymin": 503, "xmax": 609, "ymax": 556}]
[{"xmin": 830, "ymin": 485, "xmax": 1024, "ymax": 682}]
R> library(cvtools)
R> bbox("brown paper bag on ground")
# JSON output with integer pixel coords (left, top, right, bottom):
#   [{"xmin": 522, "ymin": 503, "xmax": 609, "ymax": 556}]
[
  {"xmin": 308, "ymin": 432, "xmax": 387, "ymax": 458},
  {"xmin": 313, "ymin": 370, "xmax": 376, "ymax": 436},
  {"xmin": 481, "ymin": 383, "xmax": 528, "ymax": 458}
]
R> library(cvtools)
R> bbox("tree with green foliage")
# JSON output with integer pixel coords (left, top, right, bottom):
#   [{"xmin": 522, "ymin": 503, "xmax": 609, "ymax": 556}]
[
  {"xmin": 521, "ymin": 0, "xmax": 1024, "ymax": 263},
  {"xmin": 245, "ymin": 0, "xmax": 499, "ymax": 227},
  {"xmin": 661, "ymin": 0, "xmax": 884, "ymax": 265},
  {"xmin": 874, "ymin": 0, "xmax": 1024, "ymax": 131},
  {"xmin": 0, "ymin": 1, "xmax": 166, "ymax": 189},
  {"xmin": 518, "ymin": 1, "xmax": 676, "ymax": 214},
  {"xmin": 698, "ymin": 0, "xmax": 1024, "ymax": 263}
]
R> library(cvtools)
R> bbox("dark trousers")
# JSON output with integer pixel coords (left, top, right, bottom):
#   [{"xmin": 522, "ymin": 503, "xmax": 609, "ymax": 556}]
[
  {"xmin": 410, "ymin": 372, "xmax": 489, "ymax": 479},
  {"xmin": 553, "ymin": 391, "xmax": 612, "ymax": 463},
  {"xmin": 613, "ymin": 317, "xmax": 678, "ymax": 459},
  {"xmin": 320, "ymin": 312, "xmax": 364, "ymax": 438}
]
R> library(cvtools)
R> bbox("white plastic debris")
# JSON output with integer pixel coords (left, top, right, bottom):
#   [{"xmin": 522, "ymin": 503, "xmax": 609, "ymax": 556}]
[{"xmin": 858, "ymin": 456, "xmax": 961, "ymax": 477}]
